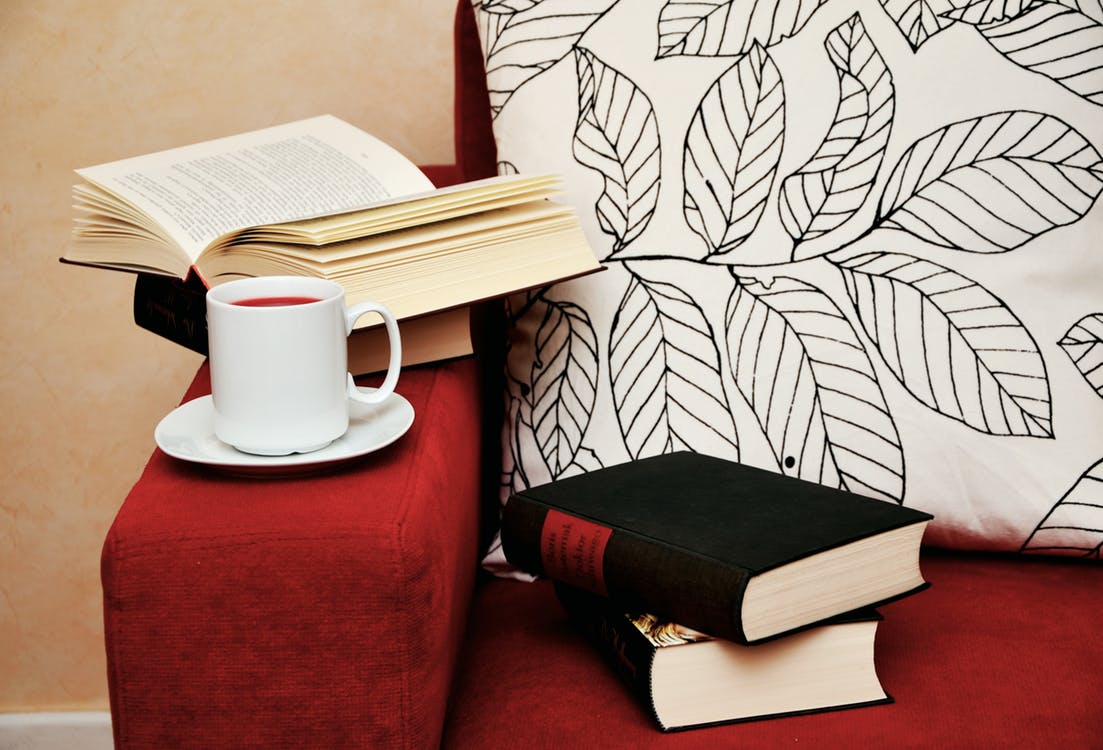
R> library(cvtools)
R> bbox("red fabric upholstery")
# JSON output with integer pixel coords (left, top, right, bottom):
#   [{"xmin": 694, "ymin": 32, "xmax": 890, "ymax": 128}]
[
  {"xmin": 452, "ymin": 1, "xmax": 498, "ymax": 183},
  {"xmin": 102, "ymin": 360, "xmax": 483, "ymax": 749},
  {"xmin": 442, "ymin": 553, "xmax": 1102, "ymax": 748},
  {"xmin": 418, "ymin": 164, "xmax": 464, "ymax": 188}
]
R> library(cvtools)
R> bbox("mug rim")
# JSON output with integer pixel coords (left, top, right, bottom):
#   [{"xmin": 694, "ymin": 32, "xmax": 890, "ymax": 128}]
[{"xmin": 207, "ymin": 276, "xmax": 344, "ymax": 309}]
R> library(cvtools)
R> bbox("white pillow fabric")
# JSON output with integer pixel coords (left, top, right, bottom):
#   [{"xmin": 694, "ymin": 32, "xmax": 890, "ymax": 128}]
[{"xmin": 472, "ymin": 0, "xmax": 1103, "ymax": 573}]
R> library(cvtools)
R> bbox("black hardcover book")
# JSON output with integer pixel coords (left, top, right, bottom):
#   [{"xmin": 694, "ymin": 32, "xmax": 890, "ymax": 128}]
[
  {"xmin": 555, "ymin": 582, "xmax": 891, "ymax": 732},
  {"xmin": 502, "ymin": 452, "xmax": 932, "ymax": 644},
  {"xmin": 132, "ymin": 271, "xmax": 209, "ymax": 355},
  {"xmin": 130, "ymin": 269, "xmax": 478, "ymax": 375}
]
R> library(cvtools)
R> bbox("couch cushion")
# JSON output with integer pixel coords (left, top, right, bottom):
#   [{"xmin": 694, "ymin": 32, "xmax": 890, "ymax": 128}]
[
  {"xmin": 442, "ymin": 552, "xmax": 1102, "ymax": 747},
  {"xmin": 101, "ymin": 359, "xmax": 482, "ymax": 750},
  {"xmin": 461, "ymin": 0, "xmax": 1103, "ymax": 568}
]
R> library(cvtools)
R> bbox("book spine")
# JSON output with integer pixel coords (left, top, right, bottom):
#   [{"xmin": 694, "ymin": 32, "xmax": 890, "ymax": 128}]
[
  {"xmin": 553, "ymin": 583, "xmax": 666, "ymax": 730},
  {"xmin": 502, "ymin": 498, "xmax": 752, "ymax": 643},
  {"xmin": 132, "ymin": 272, "xmax": 209, "ymax": 355}
]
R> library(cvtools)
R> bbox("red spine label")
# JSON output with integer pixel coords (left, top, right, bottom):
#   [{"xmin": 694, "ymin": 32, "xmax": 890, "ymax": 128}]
[{"xmin": 540, "ymin": 509, "xmax": 613, "ymax": 596}]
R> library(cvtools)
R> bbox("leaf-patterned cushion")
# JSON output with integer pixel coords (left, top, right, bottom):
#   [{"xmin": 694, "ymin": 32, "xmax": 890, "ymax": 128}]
[{"xmin": 471, "ymin": 0, "xmax": 1103, "ymax": 573}]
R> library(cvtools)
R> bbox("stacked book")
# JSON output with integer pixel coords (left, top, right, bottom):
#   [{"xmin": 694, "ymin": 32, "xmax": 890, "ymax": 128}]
[
  {"xmin": 61, "ymin": 115, "xmax": 602, "ymax": 374},
  {"xmin": 500, "ymin": 451, "xmax": 932, "ymax": 732}
]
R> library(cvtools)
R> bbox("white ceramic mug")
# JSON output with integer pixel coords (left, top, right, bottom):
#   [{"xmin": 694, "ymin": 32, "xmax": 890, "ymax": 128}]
[{"xmin": 206, "ymin": 276, "xmax": 401, "ymax": 455}]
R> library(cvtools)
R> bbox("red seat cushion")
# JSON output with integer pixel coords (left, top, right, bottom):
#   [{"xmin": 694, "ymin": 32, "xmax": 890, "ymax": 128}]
[
  {"xmin": 102, "ymin": 359, "xmax": 483, "ymax": 749},
  {"xmin": 442, "ymin": 552, "xmax": 1102, "ymax": 747}
]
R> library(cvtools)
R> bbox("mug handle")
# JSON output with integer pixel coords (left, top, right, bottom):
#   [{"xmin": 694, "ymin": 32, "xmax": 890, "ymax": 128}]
[{"xmin": 345, "ymin": 301, "xmax": 401, "ymax": 405}]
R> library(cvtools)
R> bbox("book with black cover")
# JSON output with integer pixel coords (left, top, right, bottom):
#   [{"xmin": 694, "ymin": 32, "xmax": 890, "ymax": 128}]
[
  {"xmin": 555, "ymin": 582, "xmax": 891, "ymax": 732},
  {"xmin": 133, "ymin": 271, "xmax": 209, "ymax": 355},
  {"xmin": 502, "ymin": 452, "xmax": 932, "ymax": 644},
  {"xmin": 132, "ymin": 270, "xmax": 474, "ymax": 374}
]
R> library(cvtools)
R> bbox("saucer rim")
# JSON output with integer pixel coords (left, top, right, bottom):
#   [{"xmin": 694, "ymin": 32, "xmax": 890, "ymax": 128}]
[{"xmin": 154, "ymin": 388, "xmax": 414, "ymax": 470}]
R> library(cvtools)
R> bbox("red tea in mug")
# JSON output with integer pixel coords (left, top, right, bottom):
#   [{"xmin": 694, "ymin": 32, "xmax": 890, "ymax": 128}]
[{"xmin": 232, "ymin": 296, "xmax": 323, "ymax": 307}]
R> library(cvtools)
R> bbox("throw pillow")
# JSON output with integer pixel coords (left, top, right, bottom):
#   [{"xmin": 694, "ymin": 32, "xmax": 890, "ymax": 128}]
[{"xmin": 471, "ymin": 0, "xmax": 1103, "ymax": 574}]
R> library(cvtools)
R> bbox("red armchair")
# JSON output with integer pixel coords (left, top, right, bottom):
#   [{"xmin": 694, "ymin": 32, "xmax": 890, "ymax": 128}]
[{"xmin": 100, "ymin": 3, "xmax": 1102, "ymax": 748}]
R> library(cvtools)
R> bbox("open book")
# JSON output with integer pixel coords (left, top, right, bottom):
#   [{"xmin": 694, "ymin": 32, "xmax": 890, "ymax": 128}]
[{"xmin": 64, "ymin": 115, "xmax": 602, "ymax": 370}]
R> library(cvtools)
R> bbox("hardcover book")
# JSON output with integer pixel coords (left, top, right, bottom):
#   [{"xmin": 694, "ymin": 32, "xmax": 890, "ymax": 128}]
[
  {"xmin": 556, "ymin": 583, "xmax": 891, "ymax": 732},
  {"xmin": 63, "ymin": 115, "xmax": 602, "ymax": 367},
  {"xmin": 502, "ymin": 452, "xmax": 932, "ymax": 644},
  {"xmin": 132, "ymin": 270, "xmax": 474, "ymax": 375}
]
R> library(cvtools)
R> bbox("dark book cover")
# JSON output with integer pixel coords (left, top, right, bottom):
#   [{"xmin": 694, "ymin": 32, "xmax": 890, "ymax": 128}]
[
  {"xmin": 502, "ymin": 452, "xmax": 932, "ymax": 643},
  {"xmin": 132, "ymin": 270, "xmax": 209, "ymax": 355}
]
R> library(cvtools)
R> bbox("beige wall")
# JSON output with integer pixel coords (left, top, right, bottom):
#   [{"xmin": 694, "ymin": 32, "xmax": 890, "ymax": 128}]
[{"xmin": 0, "ymin": 0, "xmax": 456, "ymax": 711}]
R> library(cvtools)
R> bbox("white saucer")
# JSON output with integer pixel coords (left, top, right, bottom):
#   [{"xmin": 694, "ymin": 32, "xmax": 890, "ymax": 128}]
[{"xmin": 154, "ymin": 387, "xmax": 414, "ymax": 476}]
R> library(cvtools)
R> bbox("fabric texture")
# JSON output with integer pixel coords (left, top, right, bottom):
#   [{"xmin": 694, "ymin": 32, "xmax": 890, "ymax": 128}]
[
  {"xmin": 442, "ymin": 552, "xmax": 1103, "ymax": 747},
  {"xmin": 101, "ymin": 357, "xmax": 483, "ymax": 750},
  {"xmin": 469, "ymin": 0, "xmax": 1103, "ymax": 569}
]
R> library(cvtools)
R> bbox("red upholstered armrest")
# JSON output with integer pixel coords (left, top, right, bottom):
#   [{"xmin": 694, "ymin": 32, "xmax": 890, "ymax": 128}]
[
  {"xmin": 102, "ymin": 359, "xmax": 484, "ymax": 749},
  {"xmin": 102, "ymin": 5, "xmax": 501, "ymax": 742}
]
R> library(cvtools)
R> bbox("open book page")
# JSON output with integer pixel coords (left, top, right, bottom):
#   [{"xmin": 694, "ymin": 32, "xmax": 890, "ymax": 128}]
[
  {"xmin": 237, "ymin": 174, "xmax": 563, "ymax": 246},
  {"xmin": 74, "ymin": 115, "xmax": 434, "ymax": 263},
  {"xmin": 628, "ymin": 614, "xmax": 711, "ymax": 647},
  {"xmin": 194, "ymin": 203, "xmax": 583, "ymax": 282},
  {"xmin": 240, "ymin": 202, "xmax": 578, "ymax": 265}
]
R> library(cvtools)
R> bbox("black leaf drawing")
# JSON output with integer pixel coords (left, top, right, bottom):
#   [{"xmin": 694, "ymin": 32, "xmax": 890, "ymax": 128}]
[
  {"xmin": 501, "ymin": 391, "xmax": 552, "ymax": 497},
  {"xmin": 529, "ymin": 297, "xmax": 600, "ymax": 477},
  {"xmin": 656, "ymin": 0, "xmax": 827, "ymax": 57},
  {"xmin": 942, "ymin": 0, "xmax": 1033, "ymax": 23},
  {"xmin": 498, "ymin": 160, "xmax": 520, "ymax": 175},
  {"xmin": 482, "ymin": 0, "xmax": 546, "ymax": 13},
  {"xmin": 780, "ymin": 14, "xmax": 894, "ymax": 246},
  {"xmin": 573, "ymin": 48, "xmax": 661, "ymax": 256},
  {"xmin": 684, "ymin": 44, "xmax": 785, "ymax": 257},
  {"xmin": 474, "ymin": 0, "xmax": 618, "ymax": 117},
  {"xmin": 1062, "ymin": 0, "xmax": 1103, "ymax": 23},
  {"xmin": 1059, "ymin": 313, "xmax": 1103, "ymax": 398},
  {"xmin": 609, "ymin": 269, "xmax": 740, "ymax": 459},
  {"xmin": 501, "ymin": 291, "xmax": 603, "ymax": 497},
  {"xmin": 954, "ymin": 1, "xmax": 1103, "ymax": 106},
  {"xmin": 877, "ymin": 111, "xmax": 1103, "ymax": 252},
  {"xmin": 725, "ymin": 275, "xmax": 905, "ymax": 502},
  {"xmin": 1021, "ymin": 459, "xmax": 1103, "ymax": 557},
  {"xmin": 878, "ymin": 0, "xmax": 957, "ymax": 50},
  {"xmin": 502, "ymin": 295, "xmax": 553, "ymax": 494},
  {"xmin": 836, "ymin": 251, "xmax": 1053, "ymax": 436},
  {"xmin": 567, "ymin": 446, "xmax": 605, "ymax": 474}
]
